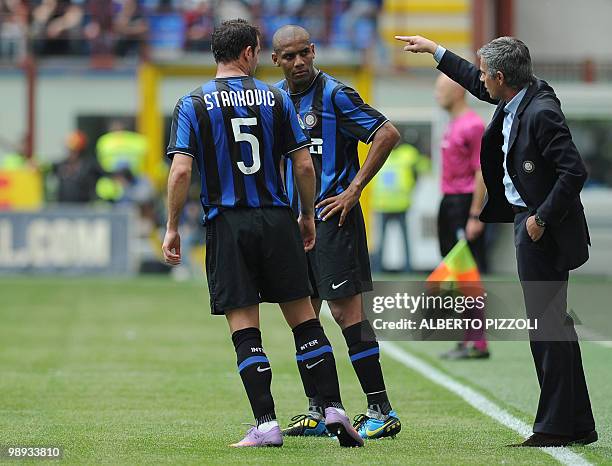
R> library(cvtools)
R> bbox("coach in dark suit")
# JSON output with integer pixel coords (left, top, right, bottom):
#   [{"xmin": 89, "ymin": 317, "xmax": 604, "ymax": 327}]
[{"xmin": 396, "ymin": 35, "xmax": 597, "ymax": 447}]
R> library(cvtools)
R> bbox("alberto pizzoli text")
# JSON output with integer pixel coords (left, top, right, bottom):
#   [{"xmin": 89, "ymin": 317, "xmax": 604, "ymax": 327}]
[{"xmin": 372, "ymin": 318, "xmax": 538, "ymax": 331}]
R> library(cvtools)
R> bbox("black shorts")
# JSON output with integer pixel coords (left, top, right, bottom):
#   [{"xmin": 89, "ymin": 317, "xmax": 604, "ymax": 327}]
[
  {"xmin": 308, "ymin": 203, "xmax": 373, "ymax": 300},
  {"xmin": 205, "ymin": 207, "xmax": 313, "ymax": 315}
]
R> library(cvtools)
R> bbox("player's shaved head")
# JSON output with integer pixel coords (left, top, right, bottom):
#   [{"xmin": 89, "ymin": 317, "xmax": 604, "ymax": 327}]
[
  {"xmin": 272, "ymin": 25, "xmax": 310, "ymax": 52},
  {"xmin": 272, "ymin": 25, "xmax": 317, "ymax": 93}
]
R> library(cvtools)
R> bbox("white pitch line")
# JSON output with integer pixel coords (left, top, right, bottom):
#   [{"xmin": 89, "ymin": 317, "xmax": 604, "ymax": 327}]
[
  {"xmin": 380, "ymin": 341, "xmax": 592, "ymax": 466},
  {"xmin": 577, "ymin": 327, "xmax": 612, "ymax": 349}
]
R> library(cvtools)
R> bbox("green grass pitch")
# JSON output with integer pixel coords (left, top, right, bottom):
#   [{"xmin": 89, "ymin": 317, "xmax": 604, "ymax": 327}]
[{"xmin": 0, "ymin": 276, "xmax": 610, "ymax": 465}]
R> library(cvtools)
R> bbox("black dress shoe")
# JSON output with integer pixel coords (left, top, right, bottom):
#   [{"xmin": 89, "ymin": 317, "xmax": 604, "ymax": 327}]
[
  {"xmin": 570, "ymin": 430, "xmax": 598, "ymax": 446},
  {"xmin": 509, "ymin": 430, "xmax": 598, "ymax": 447},
  {"xmin": 509, "ymin": 433, "xmax": 573, "ymax": 447}
]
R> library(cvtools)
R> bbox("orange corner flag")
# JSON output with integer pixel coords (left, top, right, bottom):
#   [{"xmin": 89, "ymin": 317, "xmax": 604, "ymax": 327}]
[{"xmin": 427, "ymin": 240, "xmax": 482, "ymax": 296}]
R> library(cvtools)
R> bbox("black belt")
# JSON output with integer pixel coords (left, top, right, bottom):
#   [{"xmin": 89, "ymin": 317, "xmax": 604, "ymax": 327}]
[{"xmin": 511, "ymin": 205, "xmax": 529, "ymax": 214}]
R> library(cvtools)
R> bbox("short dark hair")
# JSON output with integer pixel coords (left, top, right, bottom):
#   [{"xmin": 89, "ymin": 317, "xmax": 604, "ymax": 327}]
[
  {"xmin": 211, "ymin": 19, "xmax": 260, "ymax": 64},
  {"xmin": 477, "ymin": 36, "xmax": 534, "ymax": 89}
]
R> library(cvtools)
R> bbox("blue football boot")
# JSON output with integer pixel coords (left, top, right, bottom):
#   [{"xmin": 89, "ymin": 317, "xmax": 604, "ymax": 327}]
[{"xmin": 353, "ymin": 409, "xmax": 401, "ymax": 440}]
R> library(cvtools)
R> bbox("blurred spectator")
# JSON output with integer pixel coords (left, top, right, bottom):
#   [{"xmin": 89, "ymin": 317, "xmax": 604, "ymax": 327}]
[
  {"xmin": 330, "ymin": 0, "xmax": 380, "ymax": 53},
  {"xmin": 111, "ymin": 164, "xmax": 154, "ymax": 205},
  {"xmin": 51, "ymin": 130, "xmax": 105, "ymax": 203},
  {"xmin": 95, "ymin": 119, "xmax": 147, "ymax": 174},
  {"xmin": 31, "ymin": 0, "xmax": 85, "ymax": 56},
  {"xmin": 0, "ymin": 0, "xmax": 28, "ymax": 60},
  {"xmin": 84, "ymin": 0, "xmax": 114, "ymax": 57},
  {"xmin": 257, "ymin": 0, "xmax": 304, "ymax": 47},
  {"xmin": 182, "ymin": 0, "xmax": 214, "ymax": 52},
  {"xmin": 147, "ymin": 0, "xmax": 185, "ymax": 58},
  {"xmin": 113, "ymin": 0, "xmax": 148, "ymax": 56},
  {"xmin": 0, "ymin": 136, "xmax": 28, "ymax": 170},
  {"xmin": 5, "ymin": 0, "xmax": 387, "ymax": 60},
  {"xmin": 371, "ymin": 140, "xmax": 429, "ymax": 273},
  {"xmin": 95, "ymin": 161, "xmax": 162, "ymax": 275},
  {"xmin": 299, "ymin": 0, "xmax": 327, "ymax": 46}
]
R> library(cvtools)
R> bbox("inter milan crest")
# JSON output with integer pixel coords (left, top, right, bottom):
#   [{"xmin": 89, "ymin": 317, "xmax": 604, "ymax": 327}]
[
  {"xmin": 522, "ymin": 160, "xmax": 535, "ymax": 173},
  {"xmin": 304, "ymin": 111, "xmax": 318, "ymax": 129}
]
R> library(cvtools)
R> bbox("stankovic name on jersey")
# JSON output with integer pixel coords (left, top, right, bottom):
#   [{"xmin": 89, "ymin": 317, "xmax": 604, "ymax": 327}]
[{"xmin": 204, "ymin": 89, "xmax": 276, "ymax": 110}]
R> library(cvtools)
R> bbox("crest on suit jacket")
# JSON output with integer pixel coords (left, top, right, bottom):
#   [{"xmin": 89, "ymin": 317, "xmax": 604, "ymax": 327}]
[{"xmin": 523, "ymin": 160, "xmax": 535, "ymax": 173}]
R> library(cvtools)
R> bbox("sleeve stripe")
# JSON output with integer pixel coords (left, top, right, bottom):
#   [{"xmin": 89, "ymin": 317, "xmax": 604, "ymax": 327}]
[
  {"xmin": 365, "ymin": 118, "xmax": 389, "ymax": 144},
  {"xmin": 167, "ymin": 150, "xmax": 195, "ymax": 159},
  {"xmin": 285, "ymin": 140, "xmax": 312, "ymax": 155}
]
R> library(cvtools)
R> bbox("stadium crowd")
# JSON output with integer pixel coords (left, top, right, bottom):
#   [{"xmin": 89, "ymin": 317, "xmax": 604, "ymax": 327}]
[{"xmin": 0, "ymin": 0, "xmax": 382, "ymax": 60}]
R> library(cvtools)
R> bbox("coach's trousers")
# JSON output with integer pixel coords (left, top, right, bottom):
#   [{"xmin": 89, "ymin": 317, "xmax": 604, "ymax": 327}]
[{"xmin": 514, "ymin": 211, "xmax": 595, "ymax": 436}]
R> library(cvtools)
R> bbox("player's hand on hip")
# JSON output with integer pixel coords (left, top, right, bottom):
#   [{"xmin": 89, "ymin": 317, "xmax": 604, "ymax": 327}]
[
  {"xmin": 298, "ymin": 214, "xmax": 316, "ymax": 252},
  {"xmin": 466, "ymin": 217, "xmax": 485, "ymax": 241},
  {"xmin": 394, "ymin": 35, "xmax": 438, "ymax": 54},
  {"xmin": 526, "ymin": 215, "xmax": 545, "ymax": 242},
  {"xmin": 317, "ymin": 184, "xmax": 360, "ymax": 226},
  {"xmin": 162, "ymin": 229, "xmax": 182, "ymax": 265}
]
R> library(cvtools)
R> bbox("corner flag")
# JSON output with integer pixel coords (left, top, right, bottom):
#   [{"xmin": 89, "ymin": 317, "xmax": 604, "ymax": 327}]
[{"xmin": 426, "ymin": 239, "xmax": 483, "ymax": 298}]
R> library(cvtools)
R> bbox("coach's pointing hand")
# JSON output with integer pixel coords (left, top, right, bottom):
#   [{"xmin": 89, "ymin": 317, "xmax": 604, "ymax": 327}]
[
  {"xmin": 317, "ymin": 184, "xmax": 360, "ymax": 226},
  {"xmin": 162, "ymin": 229, "xmax": 182, "ymax": 265},
  {"xmin": 395, "ymin": 35, "xmax": 438, "ymax": 54}
]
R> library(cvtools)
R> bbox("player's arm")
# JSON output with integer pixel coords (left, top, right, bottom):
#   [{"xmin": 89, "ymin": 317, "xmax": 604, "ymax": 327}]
[
  {"xmin": 348, "ymin": 121, "xmax": 401, "ymax": 196},
  {"xmin": 318, "ymin": 86, "xmax": 400, "ymax": 226},
  {"xmin": 319, "ymin": 121, "xmax": 400, "ymax": 225},
  {"xmin": 163, "ymin": 97, "xmax": 198, "ymax": 265},
  {"xmin": 395, "ymin": 35, "xmax": 498, "ymax": 105},
  {"xmin": 279, "ymin": 88, "xmax": 316, "ymax": 251},
  {"xmin": 289, "ymin": 147, "xmax": 316, "ymax": 251},
  {"xmin": 162, "ymin": 154, "xmax": 192, "ymax": 265}
]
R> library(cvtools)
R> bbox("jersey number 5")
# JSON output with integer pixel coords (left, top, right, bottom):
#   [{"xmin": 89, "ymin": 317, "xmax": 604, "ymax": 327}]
[{"xmin": 231, "ymin": 117, "xmax": 261, "ymax": 175}]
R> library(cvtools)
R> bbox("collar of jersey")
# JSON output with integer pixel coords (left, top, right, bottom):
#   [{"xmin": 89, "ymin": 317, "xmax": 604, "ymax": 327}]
[
  {"xmin": 287, "ymin": 70, "xmax": 322, "ymax": 96},
  {"xmin": 214, "ymin": 75, "xmax": 250, "ymax": 81}
]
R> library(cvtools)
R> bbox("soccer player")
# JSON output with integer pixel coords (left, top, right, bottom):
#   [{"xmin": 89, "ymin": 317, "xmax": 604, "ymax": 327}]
[
  {"xmin": 272, "ymin": 25, "xmax": 402, "ymax": 440},
  {"xmin": 162, "ymin": 19, "xmax": 363, "ymax": 448}
]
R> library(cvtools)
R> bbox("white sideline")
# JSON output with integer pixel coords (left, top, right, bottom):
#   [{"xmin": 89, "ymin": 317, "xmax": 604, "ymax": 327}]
[
  {"xmin": 380, "ymin": 341, "xmax": 592, "ymax": 466},
  {"xmin": 577, "ymin": 327, "xmax": 612, "ymax": 349}
]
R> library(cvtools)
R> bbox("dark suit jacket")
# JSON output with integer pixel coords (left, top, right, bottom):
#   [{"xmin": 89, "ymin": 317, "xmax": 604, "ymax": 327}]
[{"xmin": 437, "ymin": 50, "xmax": 590, "ymax": 271}]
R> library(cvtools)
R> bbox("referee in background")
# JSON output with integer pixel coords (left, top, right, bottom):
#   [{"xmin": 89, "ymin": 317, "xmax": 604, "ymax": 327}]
[{"xmin": 435, "ymin": 73, "xmax": 490, "ymax": 360}]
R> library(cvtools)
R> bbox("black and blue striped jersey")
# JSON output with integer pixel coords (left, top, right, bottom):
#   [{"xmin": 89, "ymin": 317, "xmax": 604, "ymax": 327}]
[
  {"xmin": 167, "ymin": 76, "xmax": 311, "ymax": 222},
  {"xmin": 275, "ymin": 71, "xmax": 388, "ymax": 218}
]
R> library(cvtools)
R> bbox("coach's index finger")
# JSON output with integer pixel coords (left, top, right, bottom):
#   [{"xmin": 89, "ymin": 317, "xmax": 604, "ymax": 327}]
[{"xmin": 394, "ymin": 35, "xmax": 437, "ymax": 54}]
